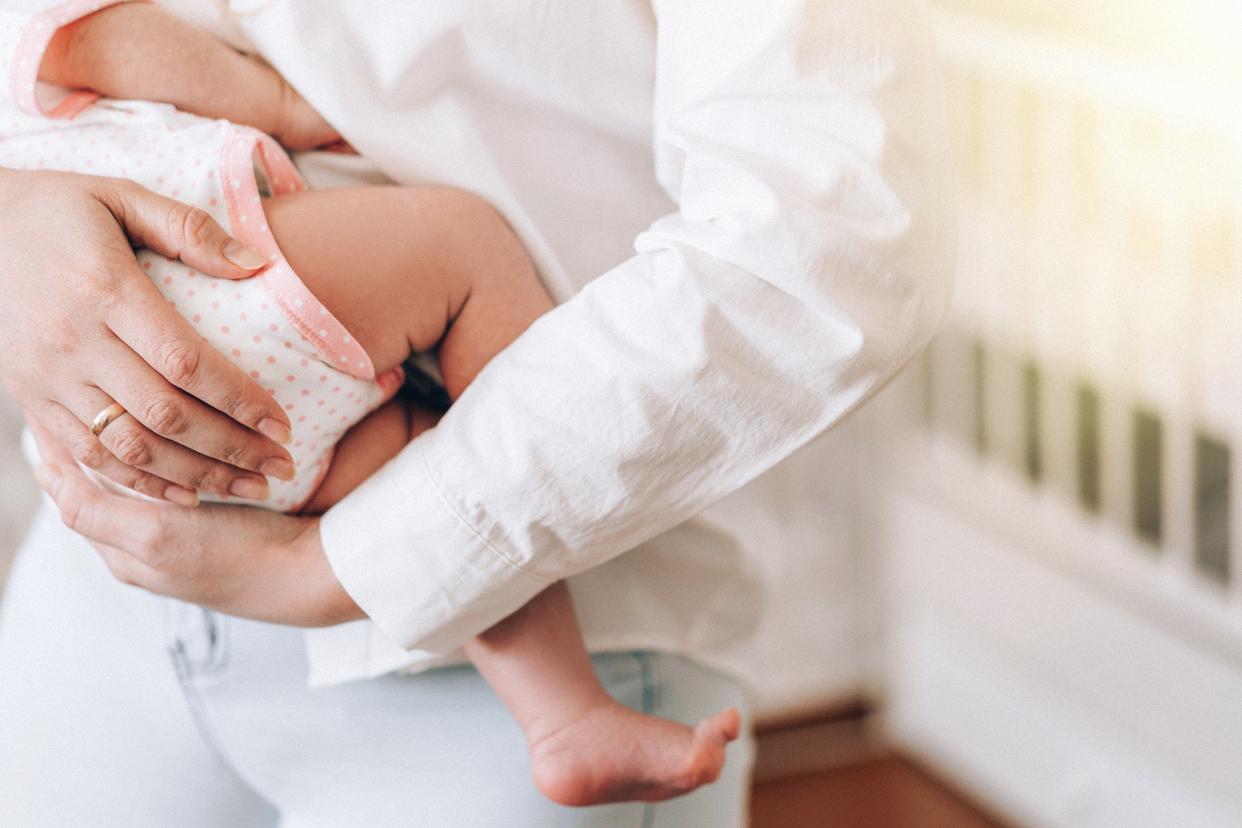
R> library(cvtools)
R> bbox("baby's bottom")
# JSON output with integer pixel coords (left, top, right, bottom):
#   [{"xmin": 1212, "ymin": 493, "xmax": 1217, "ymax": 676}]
[{"xmin": 262, "ymin": 186, "xmax": 739, "ymax": 807}]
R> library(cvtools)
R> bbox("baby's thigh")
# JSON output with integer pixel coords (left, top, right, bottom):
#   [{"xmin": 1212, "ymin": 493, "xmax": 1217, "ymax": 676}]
[{"xmin": 261, "ymin": 187, "xmax": 486, "ymax": 374}]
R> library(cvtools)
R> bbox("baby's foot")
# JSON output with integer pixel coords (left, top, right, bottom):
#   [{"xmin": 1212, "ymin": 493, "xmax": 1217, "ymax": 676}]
[{"xmin": 527, "ymin": 700, "xmax": 741, "ymax": 807}]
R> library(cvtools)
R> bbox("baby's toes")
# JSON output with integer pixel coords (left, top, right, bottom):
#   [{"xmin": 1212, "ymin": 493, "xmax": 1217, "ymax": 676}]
[{"xmin": 695, "ymin": 708, "xmax": 741, "ymax": 746}]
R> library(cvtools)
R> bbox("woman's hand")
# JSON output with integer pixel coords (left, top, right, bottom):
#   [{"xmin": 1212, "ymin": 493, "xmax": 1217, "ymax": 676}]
[
  {"xmin": 30, "ymin": 421, "xmax": 364, "ymax": 627},
  {"xmin": 0, "ymin": 168, "xmax": 297, "ymax": 503}
]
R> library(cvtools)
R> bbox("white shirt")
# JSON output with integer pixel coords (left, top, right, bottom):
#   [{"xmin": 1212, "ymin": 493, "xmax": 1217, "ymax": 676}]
[{"xmin": 2, "ymin": 0, "xmax": 954, "ymax": 687}]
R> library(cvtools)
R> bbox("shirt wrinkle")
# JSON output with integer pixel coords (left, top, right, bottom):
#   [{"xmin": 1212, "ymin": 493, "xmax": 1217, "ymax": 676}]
[{"xmin": 417, "ymin": 440, "xmax": 549, "ymax": 580}]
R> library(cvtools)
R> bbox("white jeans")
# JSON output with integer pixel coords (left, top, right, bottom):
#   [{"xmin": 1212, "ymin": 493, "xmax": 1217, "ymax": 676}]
[{"xmin": 0, "ymin": 506, "xmax": 754, "ymax": 827}]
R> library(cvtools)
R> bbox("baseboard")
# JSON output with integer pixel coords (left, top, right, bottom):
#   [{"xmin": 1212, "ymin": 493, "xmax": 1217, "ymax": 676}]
[
  {"xmin": 752, "ymin": 698, "xmax": 885, "ymax": 782},
  {"xmin": 882, "ymin": 494, "xmax": 1242, "ymax": 828}
]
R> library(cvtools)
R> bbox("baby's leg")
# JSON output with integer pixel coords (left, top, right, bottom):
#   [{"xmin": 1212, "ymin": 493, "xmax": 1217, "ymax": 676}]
[
  {"xmin": 261, "ymin": 186, "xmax": 552, "ymax": 397},
  {"xmin": 264, "ymin": 185, "xmax": 738, "ymax": 806},
  {"xmin": 465, "ymin": 584, "xmax": 740, "ymax": 806},
  {"xmin": 297, "ymin": 398, "xmax": 440, "ymax": 516}
]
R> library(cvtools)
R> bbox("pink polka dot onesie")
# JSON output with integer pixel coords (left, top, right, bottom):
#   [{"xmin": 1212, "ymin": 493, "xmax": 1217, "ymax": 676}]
[{"xmin": 0, "ymin": 95, "xmax": 394, "ymax": 511}]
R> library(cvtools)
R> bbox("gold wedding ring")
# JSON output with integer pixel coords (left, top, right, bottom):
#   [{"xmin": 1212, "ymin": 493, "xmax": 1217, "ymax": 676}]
[{"xmin": 89, "ymin": 402, "xmax": 127, "ymax": 437}]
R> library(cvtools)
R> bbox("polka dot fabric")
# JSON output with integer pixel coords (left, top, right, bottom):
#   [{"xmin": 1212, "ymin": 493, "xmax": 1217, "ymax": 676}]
[{"xmin": 0, "ymin": 93, "xmax": 390, "ymax": 512}]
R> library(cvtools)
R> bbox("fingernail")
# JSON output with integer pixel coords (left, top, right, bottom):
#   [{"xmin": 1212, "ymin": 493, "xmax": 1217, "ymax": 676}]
[
  {"xmin": 257, "ymin": 417, "xmax": 292, "ymax": 446},
  {"xmin": 260, "ymin": 457, "xmax": 296, "ymax": 482},
  {"xmin": 223, "ymin": 239, "xmax": 268, "ymax": 270},
  {"xmin": 229, "ymin": 477, "xmax": 270, "ymax": 501},
  {"xmin": 164, "ymin": 484, "xmax": 199, "ymax": 507},
  {"xmin": 33, "ymin": 463, "xmax": 62, "ymax": 497}
]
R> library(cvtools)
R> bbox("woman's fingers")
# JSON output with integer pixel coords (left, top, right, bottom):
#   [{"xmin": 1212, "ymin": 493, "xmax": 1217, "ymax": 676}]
[
  {"xmin": 92, "ymin": 176, "xmax": 269, "ymax": 279},
  {"xmin": 45, "ymin": 247, "xmax": 293, "ymax": 498},
  {"xmin": 94, "ymin": 301, "xmax": 296, "ymax": 493},
  {"xmin": 43, "ymin": 379, "xmax": 279, "ymax": 504},
  {"xmin": 101, "ymin": 260, "xmax": 294, "ymax": 448},
  {"xmin": 91, "ymin": 405, "xmax": 274, "ymax": 501},
  {"xmin": 92, "ymin": 180, "xmax": 297, "ymax": 456},
  {"xmin": 31, "ymin": 456, "xmax": 169, "ymax": 591},
  {"xmin": 32, "ymin": 403, "xmax": 199, "ymax": 505},
  {"xmin": 30, "ymin": 353, "xmax": 285, "ymax": 503}
]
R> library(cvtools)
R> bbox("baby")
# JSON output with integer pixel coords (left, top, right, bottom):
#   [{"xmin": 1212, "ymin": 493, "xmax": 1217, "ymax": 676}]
[{"xmin": 15, "ymin": 1, "xmax": 740, "ymax": 809}]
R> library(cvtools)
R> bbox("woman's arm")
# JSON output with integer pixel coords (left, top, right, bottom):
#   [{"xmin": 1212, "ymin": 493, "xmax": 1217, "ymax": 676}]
[
  {"xmin": 29, "ymin": 0, "xmax": 955, "ymax": 642},
  {"xmin": 275, "ymin": 0, "xmax": 956, "ymax": 652},
  {"xmin": 40, "ymin": 2, "xmax": 337, "ymax": 149}
]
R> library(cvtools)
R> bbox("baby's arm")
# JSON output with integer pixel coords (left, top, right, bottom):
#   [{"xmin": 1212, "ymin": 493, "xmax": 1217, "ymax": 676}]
[{"xmin": 40, "ymin": 3, "xmax": 335, "ymax": 149}]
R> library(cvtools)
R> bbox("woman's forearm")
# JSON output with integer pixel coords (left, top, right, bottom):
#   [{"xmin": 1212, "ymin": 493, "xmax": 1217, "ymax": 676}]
[{"xmin": 40, "ymin": 3, "xmax": 290, "ymax": 139}]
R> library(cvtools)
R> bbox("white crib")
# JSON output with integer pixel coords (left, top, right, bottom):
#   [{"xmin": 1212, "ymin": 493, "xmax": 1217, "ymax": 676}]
[{"xmin": 875, "ymin": 10, "xmax": 1242, "ymax": 826}]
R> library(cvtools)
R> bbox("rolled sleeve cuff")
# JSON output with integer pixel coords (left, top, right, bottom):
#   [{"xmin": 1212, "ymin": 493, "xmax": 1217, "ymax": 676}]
[{"xmin": 319, "ymin": 439, "xmax": 552, "ymax": 655}]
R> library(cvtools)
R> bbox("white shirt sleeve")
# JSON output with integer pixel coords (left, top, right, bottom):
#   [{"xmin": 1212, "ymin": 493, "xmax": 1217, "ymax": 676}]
[{"xmin": 320, "ymin": 0, "xmax": 955, "ymax": 654}]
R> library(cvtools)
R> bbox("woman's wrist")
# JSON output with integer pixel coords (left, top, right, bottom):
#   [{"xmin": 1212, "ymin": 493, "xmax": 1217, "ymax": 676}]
[{"xmin": 285, "ymin": 516, "xmax": 367, "ymax": 627}]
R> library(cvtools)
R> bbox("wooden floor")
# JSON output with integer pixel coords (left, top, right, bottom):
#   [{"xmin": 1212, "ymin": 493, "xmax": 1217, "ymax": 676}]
[{"xmin": 751, "ymin": 755, "xmax": 1008, "ymax": 828}]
